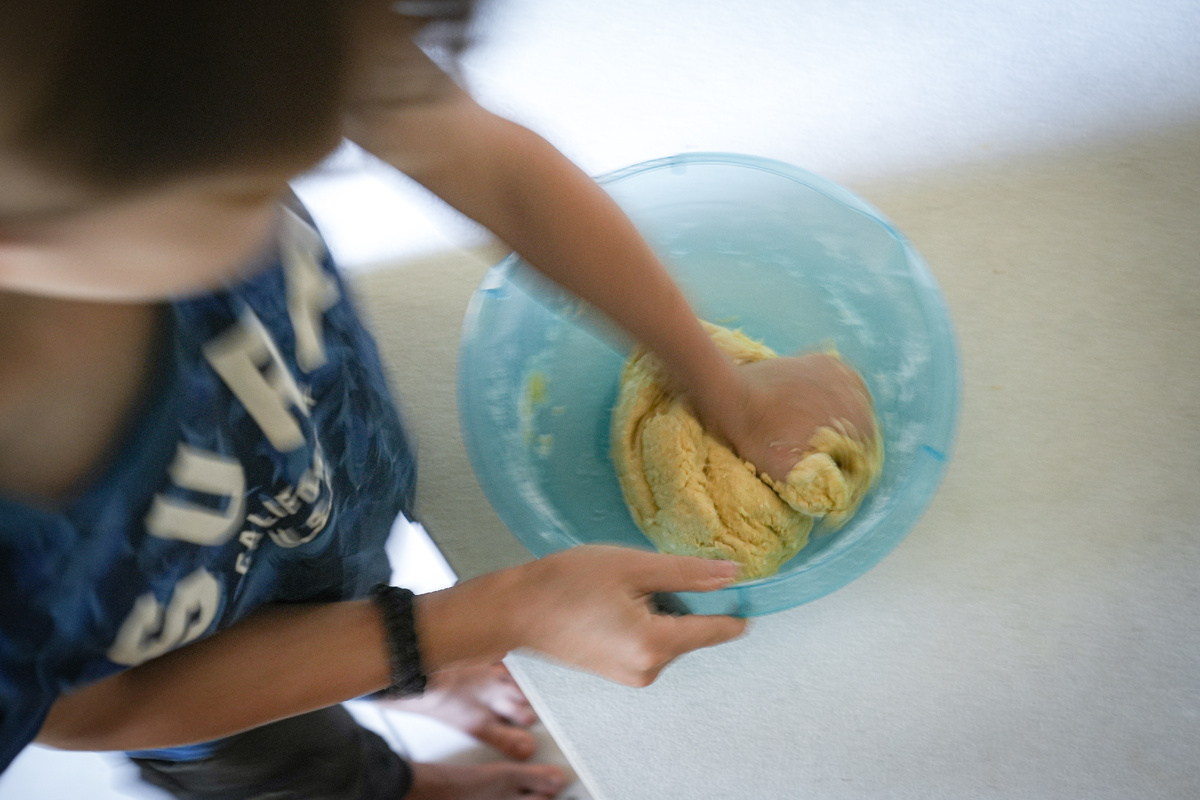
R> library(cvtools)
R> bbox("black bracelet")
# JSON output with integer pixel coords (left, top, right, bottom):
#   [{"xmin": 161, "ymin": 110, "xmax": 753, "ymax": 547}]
[{"xmin": 369, "ymin": 583, "xmax": 428, "ymax": 698}]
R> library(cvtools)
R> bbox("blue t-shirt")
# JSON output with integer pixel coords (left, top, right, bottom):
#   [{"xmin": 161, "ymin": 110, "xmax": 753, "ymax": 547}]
[{"xmin": 0, "ymin": 208, "xmax": 416, "ymax": 770}]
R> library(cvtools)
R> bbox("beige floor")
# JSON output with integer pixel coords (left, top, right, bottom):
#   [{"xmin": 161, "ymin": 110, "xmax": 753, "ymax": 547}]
[{"xmin": 352, "ymin": 243, "xmax": 528, "ymax": 581}]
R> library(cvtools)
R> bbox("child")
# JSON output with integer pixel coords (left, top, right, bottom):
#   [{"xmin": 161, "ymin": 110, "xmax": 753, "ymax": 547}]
[{"xmin": 0, "ymin": 2, "xmax": 874, "ymax": 798}]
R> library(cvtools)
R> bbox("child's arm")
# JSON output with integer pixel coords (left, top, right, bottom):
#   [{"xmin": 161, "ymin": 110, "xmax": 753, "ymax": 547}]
[
  {"xmin": 36, "ymin": 547, "xmax": 743, "ymax": 752},
  {"xmin": 38, "ymin": 598, "xmax": 392, "ymax": 750},
  {"xmin": 344, "ymin": 12, "xmax": 875, "ymax": 483}
]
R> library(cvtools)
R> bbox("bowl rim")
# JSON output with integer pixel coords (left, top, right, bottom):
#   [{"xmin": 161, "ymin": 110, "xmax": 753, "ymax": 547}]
[{"xmin": 457, "ymin": 152, "xmax": 961, "ymax": 615}]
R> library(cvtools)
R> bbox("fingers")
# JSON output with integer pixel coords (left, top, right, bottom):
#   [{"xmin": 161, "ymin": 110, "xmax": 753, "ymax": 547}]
[
  {"xmin": 516, "ymin": 546, "xmax": 748, "ymax": 688},
  {"xmin": 619, "ymin": 549, "xmax": 749, "ymax": 686},
  {"xmin": 623, "ymin": 548, "xmax": 740, "ymax": 594}
]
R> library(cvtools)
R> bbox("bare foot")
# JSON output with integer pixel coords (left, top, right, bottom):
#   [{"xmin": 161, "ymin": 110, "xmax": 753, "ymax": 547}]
[
  {"xmin": 406, "ymin": 762, "xmax": 568, "ymax": 800},
  {"xmin": 382, "ymin": 662, "xmax": 539, "ymax": 760}
]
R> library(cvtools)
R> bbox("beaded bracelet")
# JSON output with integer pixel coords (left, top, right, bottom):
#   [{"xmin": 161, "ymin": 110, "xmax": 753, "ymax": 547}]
[{"xmin": 369, "ymin": 583, "xmax": 428, "ymax": 698}]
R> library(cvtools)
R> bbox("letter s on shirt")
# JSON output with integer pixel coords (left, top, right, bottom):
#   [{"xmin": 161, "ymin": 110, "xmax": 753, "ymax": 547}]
[{"xmin": 106, "ymin": 568, "xmax": 221, "ymax": 666}]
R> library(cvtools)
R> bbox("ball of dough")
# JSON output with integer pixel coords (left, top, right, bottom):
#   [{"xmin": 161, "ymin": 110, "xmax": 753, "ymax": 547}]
[{"xmin": 610, "ymin": 322, "xmax": 883, "ymax": 581}]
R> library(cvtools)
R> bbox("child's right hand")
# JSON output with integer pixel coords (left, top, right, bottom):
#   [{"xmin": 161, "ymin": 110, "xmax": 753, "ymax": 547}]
[
  {"xmin": 414, "ymin": 545, "xmax": 748, "ymax": 687},
  {"xmin": 716, "ymin": 352, "xmax": 877, "ymax": 485}
]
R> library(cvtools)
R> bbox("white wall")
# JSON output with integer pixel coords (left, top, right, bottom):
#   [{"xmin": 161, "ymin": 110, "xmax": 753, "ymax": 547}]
[{"xmin": 295, "ymin": 0, "xmax": 1200, "ymax": 266}]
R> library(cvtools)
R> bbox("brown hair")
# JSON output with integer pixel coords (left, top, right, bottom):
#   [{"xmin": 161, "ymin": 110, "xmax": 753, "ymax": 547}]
[{"xmin": 0, "ymin": 0, "xmax": 476, "ymax": 192}]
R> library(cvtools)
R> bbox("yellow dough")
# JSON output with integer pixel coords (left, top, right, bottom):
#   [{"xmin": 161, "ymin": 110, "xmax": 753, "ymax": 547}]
[{"xmin": 610, "ymin": 322, "xmax": 884, "ymax": 581}]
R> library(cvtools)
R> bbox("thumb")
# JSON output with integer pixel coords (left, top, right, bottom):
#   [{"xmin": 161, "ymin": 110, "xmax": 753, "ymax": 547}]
[{"xmin": 646, "ymin": 612, "xmax": 749, "ymax": 665}]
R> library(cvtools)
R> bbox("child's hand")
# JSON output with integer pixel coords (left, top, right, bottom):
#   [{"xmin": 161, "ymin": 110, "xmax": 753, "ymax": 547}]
[
  {"xmin": 512, "ymin": 546, "xmax": 747, "ymax": 686},
  {"xmin": 416, "ymin": 546, "xmax": 747, "ymax": 688},
  {"xmin": 715, "ymin": 353, "xmax": 876, "ymax": 484}
]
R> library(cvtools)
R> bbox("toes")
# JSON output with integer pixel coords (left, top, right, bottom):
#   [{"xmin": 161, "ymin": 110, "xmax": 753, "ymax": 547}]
[
  {"xmin": 517, "ymin": 764, "xmax": 569, "ymax": 797},
  {"xmin": 508, "ymin": 705, "xmax": 538, "ymax": 727},
  {"xmin": 475, "ymin": 665, "xmax": 539, "ymax": 727},
  {"xmin": 474, "ymin": 720, "xmax": 539, "ymax": 761},
  {"xmin": 407, "ymin": 762, "xmax": 568, "ymax": 800},
  {"xmin": 490, "ymin": 693, "xmax": 539, "ymax": 727},
  {"xmin": 493, "ymin": 763, "xmax": 567, "ymax": 797}
]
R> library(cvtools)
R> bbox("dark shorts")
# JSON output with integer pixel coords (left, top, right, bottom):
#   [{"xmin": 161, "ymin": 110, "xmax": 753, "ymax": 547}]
[{"xmin": 130, "ymin": 706, "xmax": 412, "ymax": 800}]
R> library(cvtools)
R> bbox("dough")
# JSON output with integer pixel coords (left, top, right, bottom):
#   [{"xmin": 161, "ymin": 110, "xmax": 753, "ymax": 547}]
[{"xmin": 610, "ymin": 322, "xmax": 883, "ymax": 581}]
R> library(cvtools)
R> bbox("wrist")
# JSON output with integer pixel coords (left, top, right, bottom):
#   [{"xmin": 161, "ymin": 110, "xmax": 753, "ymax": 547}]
[
  {"xmin": 639, "ymin": 300, "xmax": 747, "ymax": 441},
  {"xmin": 412, "ymin": 567, "xmax": 527, "ymax": 672},
  {"xmin": 370, "ymin": 585, "xmax": 427, "ymax": 697},
  {"xmin": 674, "ymin": 347, "xmax": 749, "ymax": 446}
]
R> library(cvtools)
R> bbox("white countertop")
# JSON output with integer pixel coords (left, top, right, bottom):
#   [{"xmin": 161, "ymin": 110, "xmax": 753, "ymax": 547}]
[{"xmin": 516, "ymin": 129, "xmax": 1200, "ymax": 800}]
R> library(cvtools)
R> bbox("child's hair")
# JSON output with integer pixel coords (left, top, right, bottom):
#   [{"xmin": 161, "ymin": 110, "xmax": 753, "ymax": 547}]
[{"xmin": 0, "ymin": 0, "xmax": 475, "ymax": 193}]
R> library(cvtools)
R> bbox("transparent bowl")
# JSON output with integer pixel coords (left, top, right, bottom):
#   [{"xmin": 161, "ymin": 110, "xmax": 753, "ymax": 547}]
[{"xmin": 457, "ymin": 153, "xmax": 959, "ymax": 616}]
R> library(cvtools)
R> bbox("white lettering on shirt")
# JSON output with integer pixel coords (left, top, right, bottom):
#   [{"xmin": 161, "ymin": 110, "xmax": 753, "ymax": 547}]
[
  {"xmin": 281, "ymin": 209, "xmax": 340, "ymax": 373},
  {"xmin": 203, "ymin": 308, "xmax": 309, "ymax": 452},
  {"xmin": 233, "ymin": 447, "xmax": 333, "ymax": 574},
  {"xmin": 107, "ymin": 568, "xmax": 221, "ymax": 666},
  {"xmin": 144, "ymin": 445, "xmax": 246, "ymax": 546}
]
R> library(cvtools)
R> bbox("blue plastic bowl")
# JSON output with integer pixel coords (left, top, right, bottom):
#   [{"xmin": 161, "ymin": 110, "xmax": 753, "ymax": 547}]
[{"xmin": 457, "ymin": 153, "xmax": 959, "ymax": 616}]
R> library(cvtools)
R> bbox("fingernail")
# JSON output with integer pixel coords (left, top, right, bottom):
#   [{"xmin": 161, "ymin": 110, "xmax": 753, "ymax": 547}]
[
  {"xmin": 538, "ymin": 769, "xmax": 569, "ymax": 792},
  {"xmin": 701, "ymin": 561, "xmax": 740, "ymax": 588},
  {"xmin": 713, "ymin": 560, "xmax": 740, "ymax": 578}
]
